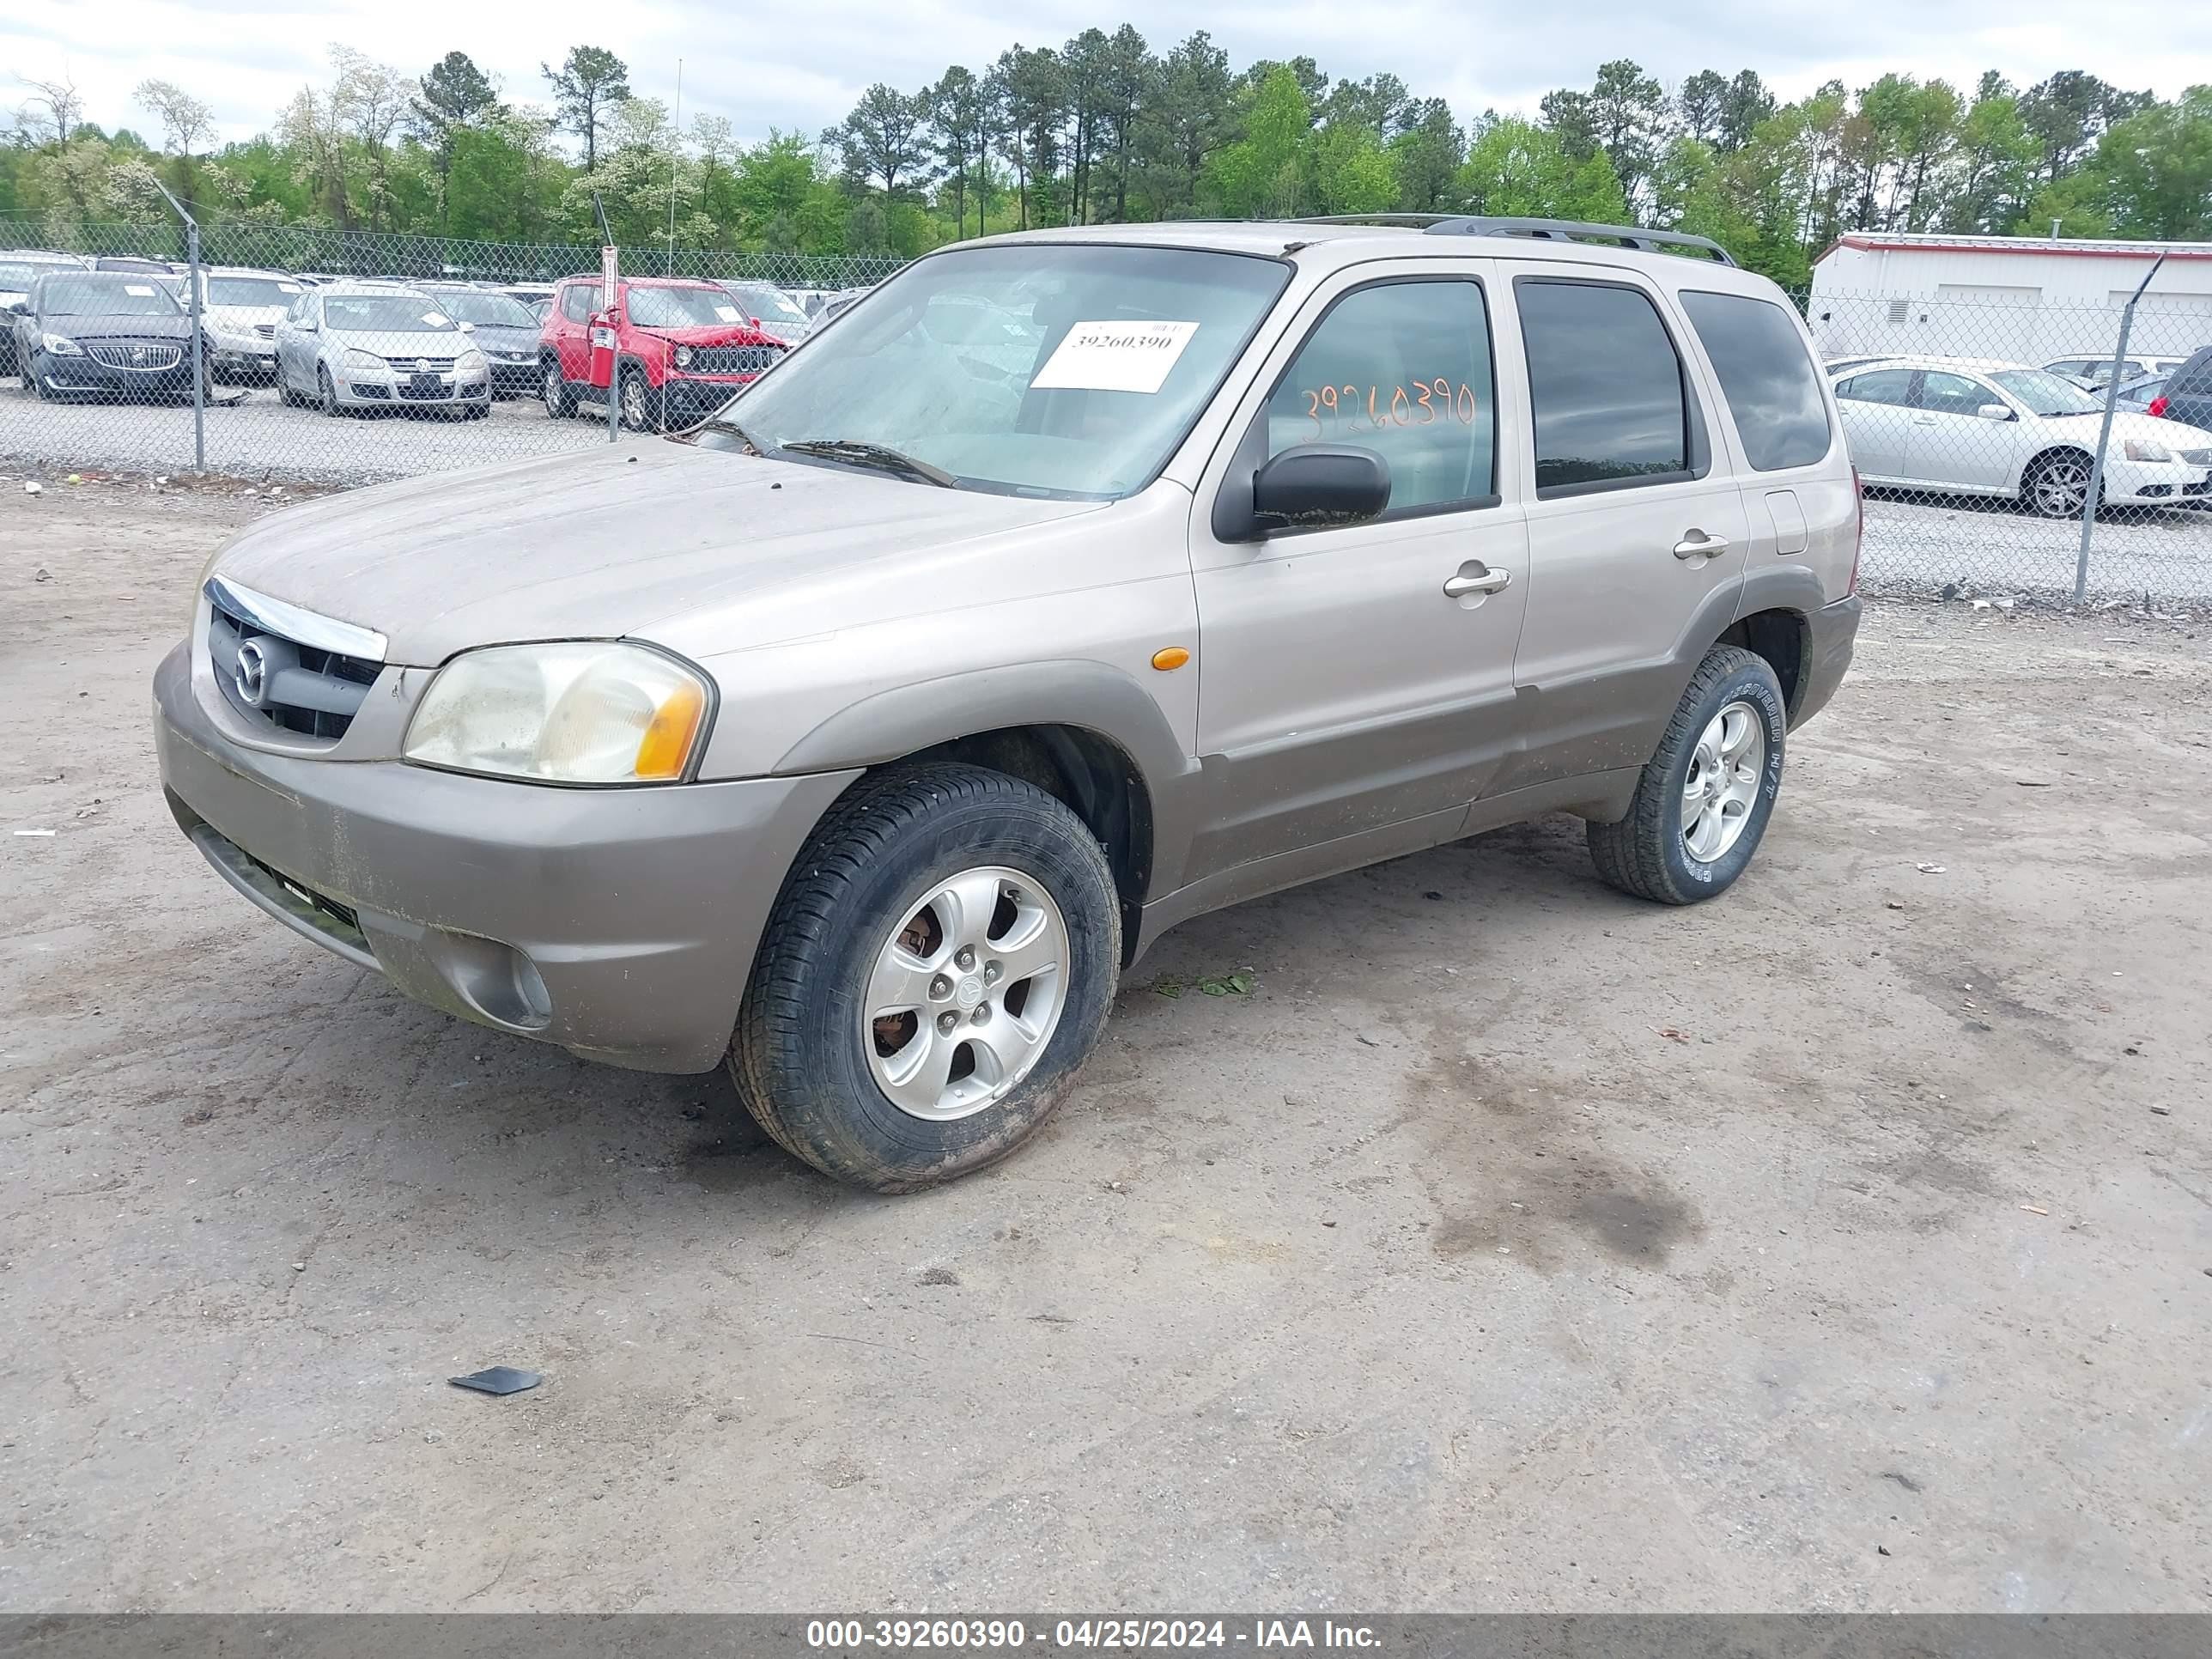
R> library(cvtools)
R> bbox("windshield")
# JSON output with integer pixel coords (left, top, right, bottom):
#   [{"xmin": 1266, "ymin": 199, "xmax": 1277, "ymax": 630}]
[
  {"xmin": 628, "ymin": 285, "xmax": 750, "ymax": 329},
  {"xmin": 205, "ymin": 275, "xmax": 301, "ymax": 307},
  {"xmin": 322, "ymin": 295, "xmax": 460, "ymax": 333},
  {"xmin": 708, "ymin": 244, "xmax": 1291, "ymax": 499},
  {"xmin": 729, "ymin": 283, "xmax": 810, "ymax": 325},
  {"xmin": 38, "ymin": 276, "xmax": 181, "ymax": 317},
  {"xmin": 432, "ymin": 289, "xmax": 538, "ymax": 327},
  {"xmin": 1990, "ymin": 368, "xmax": 2103, "ymax": 416}
]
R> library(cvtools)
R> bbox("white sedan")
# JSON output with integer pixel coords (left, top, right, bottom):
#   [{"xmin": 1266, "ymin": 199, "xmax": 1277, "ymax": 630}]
[{"xmin": 1832, "ymin": 356, "xmax": 2212, "ymax": 518}]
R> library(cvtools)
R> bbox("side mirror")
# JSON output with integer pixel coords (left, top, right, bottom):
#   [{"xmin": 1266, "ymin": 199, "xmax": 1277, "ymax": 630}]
[
  {"xmin": 5, "ymin": 301, "xmax": 25, "ymax": 316},
  {"xmin": 457, "ymin": 319, "xmax": 476, "ymax": 333},
  {"xmin": 1977, "ymin": 403, "xmax": 2014, "ymax": 422},
  {"xmin": 1251, "ymin": 443, "xmax": 1392, "ymax": 532}
]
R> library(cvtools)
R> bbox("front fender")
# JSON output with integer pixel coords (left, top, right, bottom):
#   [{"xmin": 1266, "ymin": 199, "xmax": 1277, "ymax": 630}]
[{"xmin": 772, "ymin": 659, "xmax": 1204, "ymax": 900}]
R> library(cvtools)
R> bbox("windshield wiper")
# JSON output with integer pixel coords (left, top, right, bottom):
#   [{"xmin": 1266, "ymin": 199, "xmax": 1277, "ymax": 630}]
[{"xmin": 781, "ymin": 439, "xmax": 957, "ymax": 489}]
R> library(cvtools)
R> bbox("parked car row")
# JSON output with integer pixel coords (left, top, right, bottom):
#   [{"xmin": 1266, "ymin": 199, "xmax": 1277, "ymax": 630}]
[
  {"xmin": 1828, "ymin": 354, "xmax": 2212, "ymax": 517},
  {"xmin": 5, "ymin": 258, "xmax": 815, "ymax": 427}
]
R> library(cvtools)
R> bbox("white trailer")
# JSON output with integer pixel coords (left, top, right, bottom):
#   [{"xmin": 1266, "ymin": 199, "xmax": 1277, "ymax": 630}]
[{"xmin": 1808, "ymin": 233, "xmax": 2212, "ymax": 370}]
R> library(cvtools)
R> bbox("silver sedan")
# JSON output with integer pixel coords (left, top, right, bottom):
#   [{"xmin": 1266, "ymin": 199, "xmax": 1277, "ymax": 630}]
[{"xmin": 272, "ymin": 283, "xmax": 490, "ymax": 417}]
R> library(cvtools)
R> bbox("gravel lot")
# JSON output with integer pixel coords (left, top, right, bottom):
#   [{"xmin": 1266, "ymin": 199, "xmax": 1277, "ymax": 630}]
[
  {"xmin": 4, "ymin": 483, "xmax": 2211, "ymax": 1613},
  {"xmin": 3, "ymin": 380, "xmax": 2210, "ymax": 600}
]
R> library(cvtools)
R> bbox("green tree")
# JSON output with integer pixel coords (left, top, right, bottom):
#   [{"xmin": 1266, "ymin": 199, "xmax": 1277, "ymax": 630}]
[
  {"xmin": 1389, "ymin": 98, "xmax": 1464, "ymax": 212},
  {"xmin": 1459, "ymin": 116, "xmax": 1628, "ymax": 222},
  {"xmin": 541, "ymin": 46, "xmax": 629, "ymax": 169},
  {"xmin": 411, "ymin": 52, "xmax": 501, "ymax": 224},
  {"xmin": 2092, "ymin": 87, "xmax": 2212, "ymax": 240},
  {"xmin": 1202, "ymin": 65, "xmax": 1311, "ymax": 217}
]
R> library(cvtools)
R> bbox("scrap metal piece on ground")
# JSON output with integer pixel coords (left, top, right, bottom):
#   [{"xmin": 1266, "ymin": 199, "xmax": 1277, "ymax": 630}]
[{"xmin": 448, "ymin": 1365, "xmax": 543, "ymax": 1395}]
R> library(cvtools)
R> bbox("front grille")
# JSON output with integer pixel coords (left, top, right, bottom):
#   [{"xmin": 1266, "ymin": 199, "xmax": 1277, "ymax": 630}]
[
  {"xmin": 86, "ymin": 342, "xmax": 183, "ymax": 370},
  {"xmin": 382, "ymin": 354, "xmax": 457, "ymax": 371},
  {"xmin": 253, "ymin": 323, "xmax": 276, "ymax": 339},
  {"xmin": 683, "ymin": 343, "xmax": 782, "ymax": 376},
  {"xmin": 207, "ymin": 601, "xmax": 380, "ymax": 742}
]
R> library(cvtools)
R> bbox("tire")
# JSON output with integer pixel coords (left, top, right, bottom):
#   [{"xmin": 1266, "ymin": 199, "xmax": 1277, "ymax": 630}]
[
  {"xmin": 729, "ymin": 763, "xmax": 1121, "ymax": 1192},
  {"xmin": 317, "ymin": 366, "xmax": 343, "ymax": 417},
  {"xmin": 617, "ymin": 363, "xmax": 663, "ymax": 432},
  {"xmin": 1587, "ymin": 644, "xmax": 1787, "ymax": 906},
  {"xmin": 276, "ymin": 375, "xmax": 300, "ymax": 408},
  {"xmin": 541, "ymin": 359, "xmax": 576, "ymax": 418},
  {"xmin": 2023, "ymin": 450, "xmax": 2098, "ymax": 520}
]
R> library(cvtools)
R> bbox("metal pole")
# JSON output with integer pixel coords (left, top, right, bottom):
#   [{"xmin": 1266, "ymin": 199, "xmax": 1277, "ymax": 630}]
[
  {"xmin": 2075, "ymin": 252, "xmax": 2166, "ymax": 601},
  {"xmin": 594, "ymin": 191, "xmax": 620, "ymax": 444},
  {"xmin": 668, "ymin": 58, "xmax": 682, "ymax": 276},
  {"xmin": 155, "ymin": 180, "xmax": 205, "ymax": 473}
]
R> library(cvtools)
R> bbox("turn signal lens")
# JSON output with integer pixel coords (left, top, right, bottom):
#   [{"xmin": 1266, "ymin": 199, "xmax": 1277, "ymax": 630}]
[
  {"xmin": 633, "ymin": 677, "xmax": 708, "ymax": 780},
  {"xmin": 1151, "ymin": 646, "xmax": 1191, "ymax": 672}
]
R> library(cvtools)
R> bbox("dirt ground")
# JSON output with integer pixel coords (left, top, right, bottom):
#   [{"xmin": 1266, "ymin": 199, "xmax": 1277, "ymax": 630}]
[{"xmin": 3, "ymin": 479, "xmax": 2209, "ymax": 1613}]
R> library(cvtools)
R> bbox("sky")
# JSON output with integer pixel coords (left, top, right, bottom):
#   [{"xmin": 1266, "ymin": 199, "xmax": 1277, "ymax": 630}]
[{"xmin": 7, "ymin": 0, "xmax": 2211, "ymax": 153}]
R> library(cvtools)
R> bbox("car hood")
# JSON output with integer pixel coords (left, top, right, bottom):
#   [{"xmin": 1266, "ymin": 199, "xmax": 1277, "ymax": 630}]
[
  {"xmin": 631, "ymin": 322, "xmax": 786, "ymax": 349},
  {"xmin": 459, "ymin": 322, "xmax": 540, "ymax": 353},
  {"xmin": 204, "ymin": 303, "xmax": 287, "ymax": 329},
  {"xmin": 206, "ymin": 441, "xmax": 1107, "ymax": 666},
  {"xmin": 42, "ymin": 311, "xmax": 193, "ymax": 341}
]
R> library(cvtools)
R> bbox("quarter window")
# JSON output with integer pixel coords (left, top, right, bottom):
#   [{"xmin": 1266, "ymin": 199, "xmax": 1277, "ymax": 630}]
[
  {"xmin": 1518, "ymin": 279, "xmax": 1692, "ymax": 493},
  {"xmin": 1265, "ymin": 280, "xmax": 1496, "ymax": 515},
  {"xmin": 1678, "ymin": 289, "xmax": 1831, "ymax": 471}
]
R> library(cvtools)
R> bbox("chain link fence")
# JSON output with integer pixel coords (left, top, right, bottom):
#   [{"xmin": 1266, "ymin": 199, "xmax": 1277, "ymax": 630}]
[
  {"xmin": 0, "ymin": 216, "xmax": 904, "ymax": 489},
  {"xmin": 6, "ymin": 217, "xmax": 2211, "ymax": 604}
]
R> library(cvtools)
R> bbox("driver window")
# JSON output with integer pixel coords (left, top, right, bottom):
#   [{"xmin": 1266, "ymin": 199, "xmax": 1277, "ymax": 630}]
[
  {"xmin": 1918, "ymin": 371, "xmax": 1990, "ymax": 416},
  {"xmin": 1264, "ymin": 280, "xmax": 1496, "ymax": 515}
]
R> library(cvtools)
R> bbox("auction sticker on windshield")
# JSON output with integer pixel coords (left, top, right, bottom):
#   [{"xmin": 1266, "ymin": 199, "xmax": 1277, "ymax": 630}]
[
  {"xmin": 1031, "ymin": 320, "xmax": 1200, "ymax": 394},
  {"xmin": 126, "ymin": 284, "xmax": 156, "ymax": 296}
]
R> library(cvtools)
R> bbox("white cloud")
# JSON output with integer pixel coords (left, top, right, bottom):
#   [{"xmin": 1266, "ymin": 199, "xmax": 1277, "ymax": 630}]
[{"xmin": 7, "ymin": 0, "xmax": 2209, "ymax": 153}]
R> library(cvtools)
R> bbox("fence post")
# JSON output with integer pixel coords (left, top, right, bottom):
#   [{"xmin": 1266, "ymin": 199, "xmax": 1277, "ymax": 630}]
[
  {"xmin": 2076, "ymin": 252, "xmax": 2166, "ymax": 601},
  {"xmin": 153, "ymin": 181, "xmax": 206, "ymax": 474}
]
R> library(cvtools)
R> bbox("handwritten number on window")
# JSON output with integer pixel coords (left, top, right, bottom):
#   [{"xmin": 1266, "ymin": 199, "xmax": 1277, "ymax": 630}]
[{"xmin": 1298, "ymin": 379, "xmax": 1480, "ymax": 441}]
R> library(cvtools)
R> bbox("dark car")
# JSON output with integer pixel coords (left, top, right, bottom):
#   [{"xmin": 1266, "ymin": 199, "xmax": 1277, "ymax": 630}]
[
  {"xmin": 417, "ymin": 284, "xmax": 544, "ymax": 397},
  {"xmin": 9, "ymin": 270, "xmax": 204, "ymax": 403},
  {"xmin": 2152, "ymin": 347, "xmax": 2212, "ymax": 432}
]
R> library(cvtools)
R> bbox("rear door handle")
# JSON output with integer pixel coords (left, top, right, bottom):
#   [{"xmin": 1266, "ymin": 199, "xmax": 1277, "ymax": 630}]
[
  {"xmin": 1672, "ymin": 532, "xmax": 1731, "ymax": 560},
  {"xmin": 1911, "ymin": 416, "xmax": 1937, "ymax": 426},
  {"xmin": 1443, "ymin": 565, "xmax": 1512, "ymax": 598}
]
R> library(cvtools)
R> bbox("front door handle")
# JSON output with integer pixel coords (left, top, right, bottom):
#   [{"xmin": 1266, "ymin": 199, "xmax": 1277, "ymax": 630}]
[
  {"xmin": 1672, "ymin": 532, "xmax": 1731, "ymax": 560},
  {"xmin": 1443, "ymin": 564, "xmax": 1512, "ymax": 598}
]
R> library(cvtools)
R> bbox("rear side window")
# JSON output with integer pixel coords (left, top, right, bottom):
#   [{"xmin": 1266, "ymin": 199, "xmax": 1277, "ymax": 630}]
[
  {"xmin": 1266, "ymin": 279, "xmax": 1497, "ymax": 515},
  {"xmin": 1517, "ymin": 279, "xmax": 1691, "ymax": 494},
  {"xmin": 560, "ymin": 284, "xmax": 599, "ymax": 322},
  {"xmin": 1837, "ymin": 368, "xmax": 1914, "ymax": 407},
  {"xmin": 1679, "ymin": 290, "xmax": 1831, "ymax": 471}
]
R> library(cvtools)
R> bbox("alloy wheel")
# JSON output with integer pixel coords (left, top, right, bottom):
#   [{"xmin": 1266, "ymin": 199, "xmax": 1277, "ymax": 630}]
[
  {"xmin": 1681, "ymin": 700, "xmax": 1765, "ymax": 863},
  {"xmin": 862, "ymin": 866, "xmax": 1071, "ymax": 1121}
]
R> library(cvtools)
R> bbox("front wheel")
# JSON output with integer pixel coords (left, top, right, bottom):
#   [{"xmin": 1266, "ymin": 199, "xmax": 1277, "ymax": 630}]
[
  {"xmin": 2024, "ymin": 451, "xmax": 2097, "ymax": 520},
  {"xmin": 1587, "ymin": 644, "xmax": 1786, "ymax": 905},
  {"xmin": 730, "ymin": 763, "xmax": 1121, "ymax": 1191}
]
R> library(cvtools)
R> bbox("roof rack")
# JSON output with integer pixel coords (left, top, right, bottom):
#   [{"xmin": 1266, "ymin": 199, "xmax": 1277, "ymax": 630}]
[
  {"xmin": 1425, "ymin": 216, "xmax": 1736, "ymax": 265},
  {"xmin": 1295, "ymin": 213, "xmax": 1735, "ymax": 264}
]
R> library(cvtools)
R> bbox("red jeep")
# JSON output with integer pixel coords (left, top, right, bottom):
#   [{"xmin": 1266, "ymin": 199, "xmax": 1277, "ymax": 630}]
[{"xmin": 538, "ymin": 275, "xmax": 787, "ymax": 431}]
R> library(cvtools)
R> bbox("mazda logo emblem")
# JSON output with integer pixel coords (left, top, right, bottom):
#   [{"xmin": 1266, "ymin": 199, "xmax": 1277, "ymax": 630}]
[{"xmin": 235, "ymin": 639, "xmax": 271, "ymax": 705}]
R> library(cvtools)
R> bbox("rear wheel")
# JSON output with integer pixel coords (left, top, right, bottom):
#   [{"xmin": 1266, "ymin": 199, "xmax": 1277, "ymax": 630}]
[
  {"xmin": 730, "ymin": 763, "xmax": 1121, "ymax": 1191},
  {"xmin": 1587, "ymin": 644, "xmax": 1787, "ymax": 905}
]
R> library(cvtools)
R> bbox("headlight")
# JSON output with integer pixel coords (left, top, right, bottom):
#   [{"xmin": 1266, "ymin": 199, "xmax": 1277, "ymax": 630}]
[
  {"xmin": 674, "ymin": 345, "xmax": 693, "ymax": 368},
  {"xmin": 342, "ymin": 348, "xmax": 385, "ymax": 372},
  {"xmin": 404, "ymin": 642, "xmax": 712, "ymax": 785},
  {"xmin": 40, "ymin": 331, "xmax": 82, "ymax": 356},
  {"xmin": 457, "ymin": 347, "xmax": 486, "ymax": 370},
  {"xmin": 2123, "ymin": 439, "xmax": 2173, "ymax": 463}
]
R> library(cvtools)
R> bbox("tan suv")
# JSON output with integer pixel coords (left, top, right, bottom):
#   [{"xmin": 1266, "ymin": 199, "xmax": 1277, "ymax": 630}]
[{"xmin": 155, "ymin": 216, "xmax": 1862, "ymax": 1190}]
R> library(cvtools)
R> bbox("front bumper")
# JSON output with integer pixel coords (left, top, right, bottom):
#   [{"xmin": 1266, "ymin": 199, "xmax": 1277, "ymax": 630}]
[
  {"xmin": 154, "ymin": 643, "xmax": 857, "ymax": 1073},
  {"xmin": 660, "ymin": 373, "xmax": 757, "ymax": 420},
  {"xmin": 1791, "ymin": 592, "xmax": 1861, "ymax": 730},
  {"xmin": 210, "ymin": 341, "xmax": 277, "ymax": 380},
  {"xmin": 32, "ymin": 349, "xmax": 195, "ymax": 400},
  {"xmin": 332, "ymin": 366, "xmax": 491, "ymax": 410},
  {"xmin": 2103, "ymin": 458, "xmax": 2212, "ymax": 504},
  {"xmin": 483, "ymin": 356, "xmax": 539, "ymax": 392}
]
